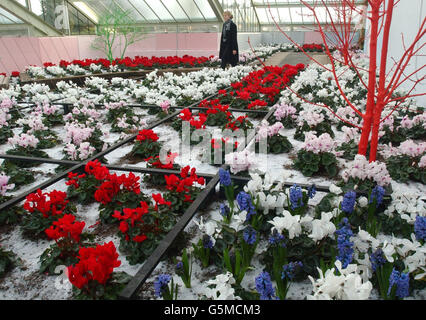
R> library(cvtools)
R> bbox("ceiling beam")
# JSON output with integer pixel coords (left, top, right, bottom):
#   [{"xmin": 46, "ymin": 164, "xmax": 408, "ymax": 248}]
[
  {"xmin": 0, "ymin": 0, "xmax": 62, "ymax": 36},
  {"xmin": 207, "ymin": 0, "xmax": 224, "ymax": 23}
]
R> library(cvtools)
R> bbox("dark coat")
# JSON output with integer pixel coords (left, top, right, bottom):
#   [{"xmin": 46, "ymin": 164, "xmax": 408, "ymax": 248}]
[{"xmin": 219, "ymin": 20, "xmax": 239, "ymax": 66}]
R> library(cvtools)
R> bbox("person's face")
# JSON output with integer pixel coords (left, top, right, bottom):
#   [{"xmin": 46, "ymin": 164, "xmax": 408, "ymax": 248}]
[{"xmin": 224, "ymin": 13, "xmax": 230, "ymax": 21}]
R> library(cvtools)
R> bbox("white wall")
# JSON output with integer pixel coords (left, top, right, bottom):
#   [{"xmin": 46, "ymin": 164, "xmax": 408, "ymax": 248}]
[
  {"xmin": 237, "ymin": 33, "xmax": 263, "ymax": 51},
  {"xmin": 366, "ymin": 0, "xmax": 426, "ymax": 106}
]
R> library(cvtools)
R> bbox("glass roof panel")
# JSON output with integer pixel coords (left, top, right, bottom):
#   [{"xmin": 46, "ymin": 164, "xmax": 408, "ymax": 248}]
[
  {"xmin": 266, "ymin": 6, "xmax": 280, "ymax": 23},
  {"xmin": 288, "ymin": 6, "xmax": 303, "ymax": 23},
  {"xmin": 112, "ymin": 0, "xmax": 145, "ymax": 22},
  {"xmin": 301, "ymin": 6, "xmax": 314, "ymax": 23},
  {"xmin": 255, "ymin": 7, "xmax": 269, "ymax": 24},
  {"xmin": 178, "ymin": 0, "xmax": 205, "ymax": 21},
  {"xmin": 75, "ymin": 0, "xmax": 107, "ymax": 18},
  {"xmin": 145, "ymin": 0, "xmax": 175, "ymax": 22},
  {"xmin": 127, "ymin": 0, "xmax": 159, "ymax": 22},
  {"xmin": 0, "ymin": 7, "xmax": 23, "ymax": 23},
  {"xmin": 193, "ymin": 0, "xmax": 217, "ymax": 20},
  {"xmin": 277, "ymin": 7, "xmax": 290, "ymax": 23},
  {"xmin": 160, "ymin": 0, "xmax": 190, "ymax": 21},
  {"xmin": 19, "ymin": 0, "xmax": 363, "ymax": 31}
]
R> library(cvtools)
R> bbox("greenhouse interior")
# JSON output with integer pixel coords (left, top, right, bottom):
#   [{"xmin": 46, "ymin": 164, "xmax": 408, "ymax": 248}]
[{"xmin": 0, "ymin": 0, "xmax": 425, "ymax": 302}]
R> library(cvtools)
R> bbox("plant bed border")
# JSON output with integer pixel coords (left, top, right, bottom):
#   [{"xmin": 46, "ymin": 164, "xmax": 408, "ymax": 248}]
[
  {"xmin": 0, "ymin": 75, "xmax": 9, "ymax": 89},
  {"xmin": 18, "ymin": 67, "xmax": 208, "ymax": 89}
]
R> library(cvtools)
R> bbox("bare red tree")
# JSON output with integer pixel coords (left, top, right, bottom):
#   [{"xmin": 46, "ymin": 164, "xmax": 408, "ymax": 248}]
[{"xmin": 264, "ymin": 0, "xmax": 425, "ymax": 162}]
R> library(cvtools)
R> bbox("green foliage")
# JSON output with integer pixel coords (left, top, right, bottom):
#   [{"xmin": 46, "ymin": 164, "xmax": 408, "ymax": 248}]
[
  {"xmin": 34, "ymin": 129, "xmax": 60, "ymax": 149},
  {"xmin": 378, "ymin": 213, "xmax": 413, "ymax": 239},
  {"xmin": 223, "ymin": 246, "xmax": 252, "ymax": 286},
  {"xmin": 374, "ymin": 262, "xmax": 396, "ymax": 300},
  {"xmin": 5, "ymin": 147, "xmax": 49, "ymax": 168},
  {"xmin": 221, "ymin": 228, "xmax": 258, "ymax": 286},
  {"xmin": 171, "ymin": 118, "xmax": 183, "ymax": 132},
  {"xmin": 206, "ymin": 111, "xmax": 230, "ymax": 126},
  {"xmin": 130, "ymin": 139, "xmax": 162, "ymax": 159},
  {"xmin": 164, "ymin": 188, "xmax": 202, "ymax": 215},
  {"xmin": 338, "ymin": 177, "xmax": 392, "ymax": 195},
  {"xmin": 294, "ymin": 121, "xmax": 335, "ymax": 141},
  {"xmin": 107, "ymin": 107, "xmax": 140, "ymax": 133},
  {"xmin": 39, "ymin": 233, "xmax": 95, "ymax": 275},
  {"xmin": 192, "ymin": 238, "xmax": 212, "ymax": 268},
  {"xmin": 72, "ymin": 271, "xmax": 132, "ymax": 300},
  {"xmin": 285, "ymin": 234, "xmax": 334, "ymax": 278},
  {"xmin": 0, "ymin": 126, "xmax": 13, "ymax": 144},
  {"xmin": 174, "ymin": 248, "xmax": 192, "ymax": 288},
  {"xmin": 0, "ymin": 195, "xmax": 24, "ymax": 225},
  {"xmin": 380, "ymin": 121, "xmax": 426, "ymax": 147},
  {"xmin": 117, "ymin": 205, "xmax": 177, "ymax": 265},
  {"xmin": 386, "ymin": 154, "xmax": 426, "ymax": 184},
  {"xmin": 315, "ymin": 193, "xmax": 338, "ymax": 217},
  {"xmin": 0, "ymin": 162, "xmax": 35, "ymax": 189},
  {"xmin": 39, "ymin": 244, "xmax": 77, "ymax": 275},
  {"xmin": 270, "ymin": 115, "xmax": 297, "ymax": 129},
  {"xmin": 336, "ymin": 140, "xmax": 370, "ymax": 160},
  {"xmin": 255, "ymin": 134, "xmax": 293, "ymax": 154},
  {"xmin": 0, "ymin": 247, "xmax": 20, "ymax": 278},
  {"xmin": 67, "ymin": 175, "xmax": 102, "ymax": 205},
  {"xmin": 42, "ymin": 112, "xmax": 64, "ymax": 127},
  {"xmin": 294, "ymin": 149, "xmax": 338, "ymax": 177},
  {"xmin": 217, "ymin": 93, "xmax": 234, "ymax": 105}
]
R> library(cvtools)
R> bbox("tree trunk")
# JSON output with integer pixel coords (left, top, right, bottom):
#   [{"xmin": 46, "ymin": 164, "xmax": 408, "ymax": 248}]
[
  {"xmin": 368, "ymin": 101, "xmax": 384, "ymax": 161},
  {"xmin": 357, "ymin": 2, "xmax": 380, "ymax": 156},
  {"xmin": 358, "ymin": 113, "xmax": 372, "ymax": 156},
  {"xmin": 369, "ymin": 0, "xmax": 395, "ymax": 162}
]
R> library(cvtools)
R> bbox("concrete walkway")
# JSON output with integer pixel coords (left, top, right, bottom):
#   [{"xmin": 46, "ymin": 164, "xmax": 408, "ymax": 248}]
[{"xmin": 263, "ymin": 51, "xmax": 330, "ymax": 67}]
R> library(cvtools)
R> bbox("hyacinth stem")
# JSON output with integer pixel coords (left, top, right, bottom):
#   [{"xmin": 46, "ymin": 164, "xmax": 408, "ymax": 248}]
[
  {"xmin": 272, "ymin": 246, "xmax": 288, "ymax": 300},
  {"xmin": 223, "ymin": 247, "xmax": 250, "ymax": 286},
  {"xmin": 250, "ymin": 212, "xmax": 262, "ymax": 230},
  {"xmin": 276, "ymin": 276, "xmax": 289, "ymax": 301},
  {"xmin": 181, "ymin": 248, "xmax": 192, "ymax": 288},
  {"xmin": 224, "ymin": 185, "xmax": 235, "ymax": 219},
  {"xmin": 376, "ymin": 263, "xmax": 394, "ymax": 300},
  {"xmin": 162, "ymin": 278, "xmax": 178, "ymax": 300},
  {"xmin": 366, "ymin": 193, "xmax": 381, "ymax": 237},
  {"xmin": 192, "ymin": 239, "xmax": 210, "ymax": 268},
  {"xmin": 201, "ymin": 247, "xmax": 210, "ymax": 268}
]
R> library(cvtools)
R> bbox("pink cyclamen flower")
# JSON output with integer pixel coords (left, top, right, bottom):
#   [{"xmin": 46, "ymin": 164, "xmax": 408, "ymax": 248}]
[
  {"xmin": 302, "ymin": 132, "xmax": 335, "ymax": 154},
  {"xmin": 160, "ymin": 100, "xmax": 170, "ymax": 113},
  {"xmin": 0, "ymin": 173, "xmax": 14, "ymax": 196},
  {"xmin": 8, "ymin": 133, "xmax": 39, "ymax": 148},
  {"xmin": 419, "ymin": 155, "xmax": 426, "ymax": 168},
  {"xmin": 274, "ymin": 103, "xmax": 297, "ymax": 121}
]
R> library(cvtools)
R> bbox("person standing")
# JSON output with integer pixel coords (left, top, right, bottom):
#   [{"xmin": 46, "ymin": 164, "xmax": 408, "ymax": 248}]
[{"xmin": 219, "ymin": 11, "xmax": 239, "ymax": 69}]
